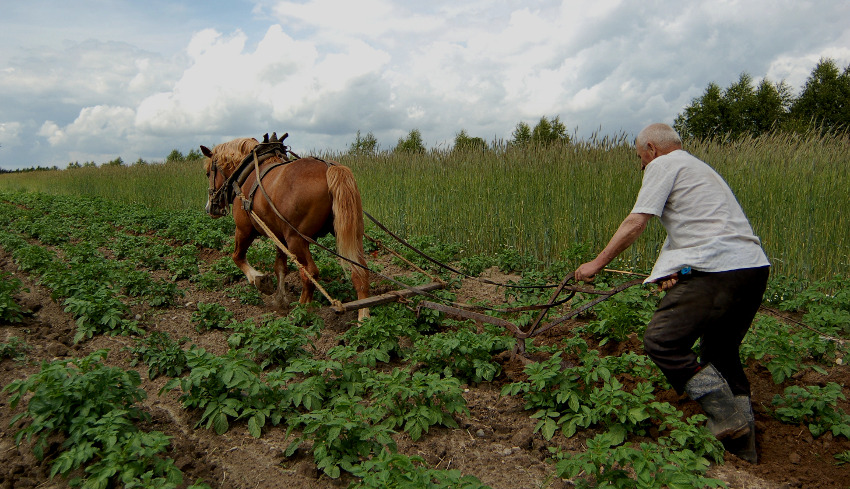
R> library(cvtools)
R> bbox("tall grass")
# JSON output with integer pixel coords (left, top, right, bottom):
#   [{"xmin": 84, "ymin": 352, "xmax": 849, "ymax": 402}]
[
  {"xmin": 1, "ymin": 132, "xmax": 847, "ymax": 280},
  {"xmin": 0, "ymin": 160, "xmax": 206, "ymax": 210}
]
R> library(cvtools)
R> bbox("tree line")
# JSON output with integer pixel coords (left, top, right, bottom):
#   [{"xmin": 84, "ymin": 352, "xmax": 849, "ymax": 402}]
[
  {"xmin": 3, "ymin": 57, "xmax": 846, "ymax": 172},
  {"xmin": 673, "ymin": 57, "xmax": 850, "ymax": 140}
]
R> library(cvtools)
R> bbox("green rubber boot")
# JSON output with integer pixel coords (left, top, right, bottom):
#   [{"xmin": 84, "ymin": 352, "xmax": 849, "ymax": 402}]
[
  {"xmin": 724, "ymin": 396, "xmax": 758, "ymax": 463},
  {"xmin": 684, "ymin": 364, "xmax": 750, "ymax": 441}
]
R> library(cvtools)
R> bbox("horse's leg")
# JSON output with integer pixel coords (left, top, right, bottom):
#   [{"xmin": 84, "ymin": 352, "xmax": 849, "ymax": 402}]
[
  {"xmin": 233, "ymin": 226, "xmax": 275, "ymax": 295},
  {"xmin": 351, "ymin": 264, "xmax": 371, "ymax": 321},
  {"xmin": 272, "ymin": 248, "xmax": 291, "ymax": 306},
  {"xmin": 290, "ymin": 239, "xmax": 319, "ymax": 304}
]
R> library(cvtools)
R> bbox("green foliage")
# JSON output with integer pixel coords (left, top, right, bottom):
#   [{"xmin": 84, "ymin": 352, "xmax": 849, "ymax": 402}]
[
  {"xmin": 775, "ymin": 275, "xmax": 850, "ymax": 335},
  {"xmin": 394, "ymin": 129, "xmax": 426, "ymax": 154},
  {"xmin": 453, "ymin": 130, "xmax": 487, "ymax": 152},
  {"xmin": 0, "ymin": 337, "xmax": 30, "ymax": 361},
  {"xmin": 167, "ymin": 244, "xmax": 200, "ymax": 280},
  {"xmin": 225, "ymin": 283, "xmax": 265, "ymax": 305},
  {"xmin": 501, "ymin": 350, "xmax": 672, "ymax": 440},
  {"xmin": 0, "ymin": 272, "xmax": 27, "ymax": 323},
  {"xmin": 3, "ymin": 350, "xmax": 209, "ymax": 488},
  {"xmin": 791, "ymin": 58, "xmax": 850, "ymax": 133},
  {"xmin": 771, "ymin": 383, "xmax": 850, "ymax": 438},
  {"xmin": 581, "ymin": 285, "xmax": 656, "ymax": 345},
  {"xmin": 162, "ymin": 348, "xmax": 283, "ymax": 437},
  {"xmin": 341, "ymin": 304, "xmax": 421, "ymax": 364},
  {"xmin": 510, "ymin": 116, "xmax": 570, "ymax": 147},
  {"xmin": 349, "ymin": 130, "xmax": 379, "ymax": 155},
  {"xmin": 227, "ymin": 310, "xmax": 322, "ymax": 369},
  {"xmin": 285, "ymin": 398, "xmax": 397, "ymax": 479},
  {"xmin": 349, "ymin": 450, "xmax": 491, "ymax": 489},
  {"xmin": 63, "ymin": 287, "xmax": 140, "ymax": 343},
  {"xmin": 127, "ymin": 332, "xmax": 189, "ymax": 379},
  {"xmin": 552, "ymin": 430, "xmax": 727, "ymax": 489},
  {"xmin": 365, "ymin": 368, "xmax": 468, "ymax": 441},
  {"xmin": 675, "ymin": 58, "xmax": 850, "ymax": 139},
  {"xmin": 410, "ymin": 323, "xmax": 514, "ymax": 384},
  {"xmin": 191, "ymin": 302, "xmax": 234, "ymax": 332},
  {"xmin": 5, "ymin": 350, "xmax": 146, "ymax": 460},
  {"xmin": 12, "ymin": 244, "xmax": 57, "ymax": 274},
  {"xmin": 495, "ymin": 245, "xmax": 540, "ymax": 273},
  {"xmin": 740, "ymin": 316, "xmax": 837, "ymax": 383},
  {"xmin": 457, "ymin": 253, "xmax": 496, "ymax": 277}
]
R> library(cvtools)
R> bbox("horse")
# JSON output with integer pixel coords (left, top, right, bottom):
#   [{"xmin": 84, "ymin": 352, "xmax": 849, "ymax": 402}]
[{"xmin": 200, "ymin": 134, "xmax": 370, "ymax": 320}]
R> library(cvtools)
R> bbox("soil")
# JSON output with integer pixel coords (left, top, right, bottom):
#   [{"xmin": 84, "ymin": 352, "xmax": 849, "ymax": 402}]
[{"xmin": 0, "ymin": 247, "xmax": 848, "ymax": 489}]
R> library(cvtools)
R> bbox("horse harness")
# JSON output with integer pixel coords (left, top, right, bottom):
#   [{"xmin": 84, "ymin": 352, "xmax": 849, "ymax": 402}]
[{"xmin": 208, "ymin": 132, "xmax": 312, "ymax": 215}]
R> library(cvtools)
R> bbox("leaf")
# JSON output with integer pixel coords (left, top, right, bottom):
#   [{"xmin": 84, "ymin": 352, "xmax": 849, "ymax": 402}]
[
  {"xmin": 213, "ymin": 412, "xmax": 229, "ymax": 435},
  {"xmin": 248, "ymin": 417, "xmax": 261, "ymax": 438}
]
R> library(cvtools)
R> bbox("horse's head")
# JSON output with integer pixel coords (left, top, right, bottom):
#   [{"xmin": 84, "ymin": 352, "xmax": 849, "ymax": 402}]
[{"xmin": 200, "ymin": 138, "xmax": 259, "ymax": 217}]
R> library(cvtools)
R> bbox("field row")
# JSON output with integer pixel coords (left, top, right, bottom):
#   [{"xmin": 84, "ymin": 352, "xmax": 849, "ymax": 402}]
[{"xmin": 0, "ymin": 190, "xmax": 849, "ymax": 488}]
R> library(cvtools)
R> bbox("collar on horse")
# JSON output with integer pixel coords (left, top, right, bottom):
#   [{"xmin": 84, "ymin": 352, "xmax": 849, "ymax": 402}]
[{"xmin": 209, "ymin": 132, "xmax": 300, "ymax": 215}]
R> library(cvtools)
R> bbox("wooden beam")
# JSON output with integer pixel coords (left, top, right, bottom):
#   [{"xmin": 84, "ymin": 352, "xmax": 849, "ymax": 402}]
[{"xmin": 336, "ymin": 282, "xmax": 444, "ymax": 312}]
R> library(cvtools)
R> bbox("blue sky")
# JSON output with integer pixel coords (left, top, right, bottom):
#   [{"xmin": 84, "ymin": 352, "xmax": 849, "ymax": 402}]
[{"xmin": 1, "ymin": 0, "xmax": 848, "ymax": 170}]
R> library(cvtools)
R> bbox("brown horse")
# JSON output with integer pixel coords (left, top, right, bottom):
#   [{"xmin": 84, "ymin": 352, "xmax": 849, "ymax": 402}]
[{"xmin": 200, "ymin": 135, "xmax": 370, "ymax": 320}]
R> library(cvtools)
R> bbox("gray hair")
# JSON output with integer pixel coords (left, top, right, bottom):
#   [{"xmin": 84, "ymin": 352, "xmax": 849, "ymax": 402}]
[{"xmin": 635, "ymin": 123, "xmax": 682, "ymax": 151}]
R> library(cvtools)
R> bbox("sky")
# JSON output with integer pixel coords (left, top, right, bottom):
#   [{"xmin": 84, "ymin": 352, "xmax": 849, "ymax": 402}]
[{"xmin": 0, "ymin": 0, "xmax": 848, "ymax": 170}]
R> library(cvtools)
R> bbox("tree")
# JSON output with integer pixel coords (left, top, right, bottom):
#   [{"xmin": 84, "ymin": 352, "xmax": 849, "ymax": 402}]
[
  {"xmin": 67, "ymin": 161, "xmax": 81, "ymax": 170},
  {"xmin": 510, "ymin": 122, "xmax": 532, "ymax": 146},
  {"xmin": 675, "ymin": 74, "xmax": 789, "ymax": 140},
  {"xmin": 675, "ymin": 82, "xmax": 724, "ymax": 139},
  {"xmin": 349, "ymin": 130, "xmax": 379, "ymax": 155},
  {"xmin": 103, "ymin": 157, "xmax": 124, "ymax": 167},
  {"xmin": 532, "ymin": 116, "xmax": 569, "ymax": 145},
  {"xmin": 791, "ymin": 57, "xmax": 850, "ymax": 132},
  {"xmin": 453, "ymin": 130, "xmax": 487, "ymax": 152},
  {"xmin": 394, "ymin": 129, "xmax": 425, "ymax": 154},
  {"xmin": 186, "ymin": 149, "xmax": 204, "ymax": 161},
  {"xmin": 165, "ymin": 150, "xmax": 184, "ymax": 164},
  {"xmin": 510, "ymin": 116, "xmax": 570, "ymax": 146}
]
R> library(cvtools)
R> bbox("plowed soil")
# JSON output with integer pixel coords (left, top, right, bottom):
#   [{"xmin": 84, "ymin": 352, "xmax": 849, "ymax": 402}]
[{"xmin": 0, "ymin": 248, "xmax": 848, "ymax": 489}]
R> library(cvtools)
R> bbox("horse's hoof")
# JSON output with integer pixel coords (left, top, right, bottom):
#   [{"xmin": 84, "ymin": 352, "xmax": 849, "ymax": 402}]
[
  {"xmin": 357, "ymin": 309, "xmax": 371, "ymax": 322},
  {"xmin": 255, "ymin": 275, "xmax": 276, "ymax": 295}
]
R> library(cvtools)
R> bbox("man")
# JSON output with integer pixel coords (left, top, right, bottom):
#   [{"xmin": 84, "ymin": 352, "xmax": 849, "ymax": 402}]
[{"xmin": 574, "ymin": 123, "xmax": 770, "ymax": 463}]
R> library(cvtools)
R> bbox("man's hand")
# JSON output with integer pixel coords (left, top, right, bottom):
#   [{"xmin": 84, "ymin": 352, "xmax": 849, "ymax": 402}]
[
  {"xmin": 575, "ymin": 261, "xmax": 603, "ymax": 283},
  {"xmin": 656, "ymin": 273, "xmax": 680, "ymax": 291}
]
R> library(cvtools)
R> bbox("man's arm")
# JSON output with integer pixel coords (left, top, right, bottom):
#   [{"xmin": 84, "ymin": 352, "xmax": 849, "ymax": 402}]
[{"xmin": 574, "ymin": 213, "xmax": 653, "ymax": 282}]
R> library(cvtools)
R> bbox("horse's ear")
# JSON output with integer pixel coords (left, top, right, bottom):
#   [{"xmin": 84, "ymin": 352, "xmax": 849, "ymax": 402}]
[
  {"xmin": 263, "ymin": 133, "xmax": 270, "ymax": 143},
  {"xmin": 200, "ymin": 145, "xmax": 213, "ymax": 157}
]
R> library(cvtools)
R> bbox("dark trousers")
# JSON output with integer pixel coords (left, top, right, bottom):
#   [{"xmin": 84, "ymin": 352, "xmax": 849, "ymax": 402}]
[{"xmin": 643, "ymin": 266, "xmax": 769, "ymax": 396}]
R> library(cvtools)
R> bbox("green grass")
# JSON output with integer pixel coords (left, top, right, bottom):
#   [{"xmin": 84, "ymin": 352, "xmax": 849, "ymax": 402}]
[{"xmin": 1, "ymin": 131, "xmax": 847, "ymax": 280}]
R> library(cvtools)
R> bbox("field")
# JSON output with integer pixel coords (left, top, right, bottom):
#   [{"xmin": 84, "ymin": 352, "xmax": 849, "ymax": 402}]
[{"xmin": 1, "ymin": 135, "xmax": 849, "ymax": 489}]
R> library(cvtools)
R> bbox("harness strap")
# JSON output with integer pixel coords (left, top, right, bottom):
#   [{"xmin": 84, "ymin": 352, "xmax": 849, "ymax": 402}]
[{"xmin": 242, "ymin": 161, "xmax": 289, "ymax": 212}]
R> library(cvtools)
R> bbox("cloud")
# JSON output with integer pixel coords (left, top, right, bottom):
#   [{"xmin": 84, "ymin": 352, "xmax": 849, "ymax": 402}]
[
  {"xmin": 1, "ymin": 0, "xmax": 850, "ymax": 170},
  {"xmin": 0, "ymin": 122, "xmax": 23, "ymax": 147},
  {"xmin": 39, "ymin": 106, "xmax": 136, "ymax": 150},
  {"xmin": 135, "ymin": 25, "xmax": 391, "ymax": 139}
]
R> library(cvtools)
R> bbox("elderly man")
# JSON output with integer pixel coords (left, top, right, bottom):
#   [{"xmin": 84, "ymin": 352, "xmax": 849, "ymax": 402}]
[{"xmin": 574, "ymin": 123, "xmax": 769, "ymax": 463}]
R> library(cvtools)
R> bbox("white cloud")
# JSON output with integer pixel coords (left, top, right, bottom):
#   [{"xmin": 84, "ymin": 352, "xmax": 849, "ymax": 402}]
[
  {"xmin": 0, "ymin": 122, "xmax": 23, "ymax": 147},
  {"xmin": 1, "ymin": 0, "xmax": 849, "ymax": 169},
  {"xmin": 40, "ymin": 106, "xmax": 136, "ymax": 149}
]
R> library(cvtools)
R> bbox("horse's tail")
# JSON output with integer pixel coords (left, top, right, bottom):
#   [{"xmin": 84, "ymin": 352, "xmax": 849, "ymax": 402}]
[{"xmin": 327, "ymin": 165, "xmax": 368, "ymax": 283}]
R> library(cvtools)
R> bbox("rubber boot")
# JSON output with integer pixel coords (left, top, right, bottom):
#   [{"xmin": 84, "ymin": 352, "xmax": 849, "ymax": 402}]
[
  {"xmin": 684, "ymin": 364, "xmax": 750, "ymax": 440},
  {"xmin": 724, "ymin": 396, "xmax": 758, "ymax": 463}
]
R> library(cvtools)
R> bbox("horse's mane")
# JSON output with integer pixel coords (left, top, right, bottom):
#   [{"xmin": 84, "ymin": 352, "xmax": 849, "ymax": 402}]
[{"xmin": 205, "ymin": 138, "xmax": 259, "ymax": 172}]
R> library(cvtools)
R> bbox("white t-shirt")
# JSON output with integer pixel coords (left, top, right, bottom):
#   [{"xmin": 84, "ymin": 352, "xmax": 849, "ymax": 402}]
[{"xmin": 631, "ymin": 150, "xmax": 770, "ymax": 283}]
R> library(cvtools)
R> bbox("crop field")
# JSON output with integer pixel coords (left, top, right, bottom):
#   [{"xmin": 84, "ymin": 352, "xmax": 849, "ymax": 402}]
[{"xmin": 0, "ymin": 134, "xmax": 849, "ymax": 489}]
